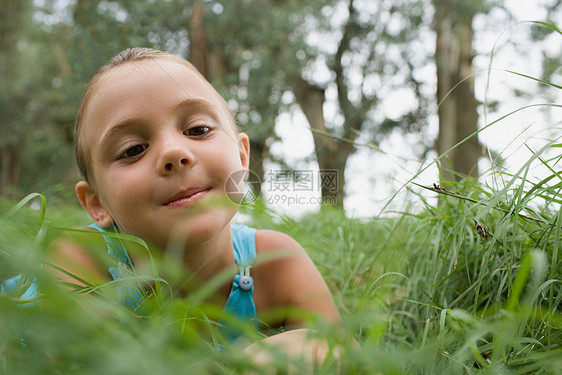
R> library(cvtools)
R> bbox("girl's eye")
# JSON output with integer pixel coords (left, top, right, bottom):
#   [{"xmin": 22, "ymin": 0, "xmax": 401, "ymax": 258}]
[
  {"xmin": 121, "ymin": 144, "xmax": 147, "ymax": 159},
  {"xmin": 186, "ymin": 125, "xmax": 211, "ymax": 136}
]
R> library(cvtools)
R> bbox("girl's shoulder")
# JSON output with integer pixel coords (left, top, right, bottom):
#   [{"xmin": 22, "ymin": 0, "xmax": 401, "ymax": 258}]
[
  {"xmin": 255, "ymin": 229, "xmax": 304, "ymax": 255},
  {"xmin": 253, "ymin": 229, "xmax": 320, "ymax": 285},
  {"xmin": 252, "ymin": 229, "xmax": 340, "ymax": 326}
]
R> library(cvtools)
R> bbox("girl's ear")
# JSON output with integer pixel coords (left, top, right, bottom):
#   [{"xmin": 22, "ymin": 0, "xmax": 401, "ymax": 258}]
[
  {"xmin": 237, "ymin": 132, "xmax": 250, "ymax": 170},
  {"xmin": 75, "ymin": 181, "xmax": 114, "ymax": 228}
]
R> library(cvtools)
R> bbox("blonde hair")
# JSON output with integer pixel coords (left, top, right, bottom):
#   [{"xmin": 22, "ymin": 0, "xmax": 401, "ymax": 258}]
[{"xmin": 75, "ymin": 47, "xmax": 235, "ymax": 183}]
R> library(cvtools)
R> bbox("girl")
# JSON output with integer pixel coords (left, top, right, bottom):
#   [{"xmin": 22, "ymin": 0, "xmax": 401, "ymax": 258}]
[{"xmin": 52, "ymin": 47, "xmax": 340, "ymax": 364}]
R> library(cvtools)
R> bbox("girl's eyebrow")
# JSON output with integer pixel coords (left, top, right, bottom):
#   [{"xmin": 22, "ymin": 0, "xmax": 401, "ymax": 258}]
[
  {"xmin": 98, "ymin": 118, "xmax": 145, "ymax": 154},
  {"xmin": 174, "ymin": 98, "xmax": 222, "ymax": 124}
]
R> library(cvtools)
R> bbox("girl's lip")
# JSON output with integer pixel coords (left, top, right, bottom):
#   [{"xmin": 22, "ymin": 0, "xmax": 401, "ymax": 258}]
[{"xmin": 163, "ymin": 187, "xmax": 211, "ymax": 207}]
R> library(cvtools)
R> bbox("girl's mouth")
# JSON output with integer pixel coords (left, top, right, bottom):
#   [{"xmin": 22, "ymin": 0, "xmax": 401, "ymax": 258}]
[{"xmin": 164, "ymin": 187, "xmax": 211, "ymax": 207}]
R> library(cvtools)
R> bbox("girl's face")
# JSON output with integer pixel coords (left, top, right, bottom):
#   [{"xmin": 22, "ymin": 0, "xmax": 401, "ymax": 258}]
[{"xmin": 78, "ymin": 59, "xmax": 249, "ymax": 249}]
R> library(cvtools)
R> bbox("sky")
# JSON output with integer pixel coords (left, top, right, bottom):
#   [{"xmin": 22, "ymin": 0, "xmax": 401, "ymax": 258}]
[{"xmin": 262, "ymin": 0, "xmax": 562, "ymax": 219}]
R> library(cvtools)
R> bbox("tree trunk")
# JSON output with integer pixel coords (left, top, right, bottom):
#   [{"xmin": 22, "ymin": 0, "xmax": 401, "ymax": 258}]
[
  {"xmin": 434, "ymin": 2, "xmax": 481, "ymax": 182},
  {"xmin": 0, "ymin": 142, "xmax": 23, "ymax": 197},
  {"xmin": 0, "ymin": 0, "xmax": 27, "ymax": 198},
  {"xmin": 288, "ymin": 0, "xmax": 367, "ymax": 210},
  {"xmin": 189, "ymin": 0, "xmax": 207, "ymax": 77},
  {"xmin": 290, "ymin": 76, "xmax": 348, "ymax": 209}
]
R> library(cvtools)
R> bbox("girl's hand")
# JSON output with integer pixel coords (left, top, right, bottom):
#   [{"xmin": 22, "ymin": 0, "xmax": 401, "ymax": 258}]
[{"xmin": 243, "ymin": 329, "xmax": 339, "ymax": 374}]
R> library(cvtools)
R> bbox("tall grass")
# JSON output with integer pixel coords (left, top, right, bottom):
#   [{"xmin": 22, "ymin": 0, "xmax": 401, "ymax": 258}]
[
  {"xmin": 2, "ymin": 142, "xmax": 561, "ymax": 374},
  {"xmin": 251, "ymin": 146, "xmax": 561, "ymax": 373}
]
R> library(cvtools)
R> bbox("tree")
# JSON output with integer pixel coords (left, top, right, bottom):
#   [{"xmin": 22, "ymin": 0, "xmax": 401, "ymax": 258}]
[
  {"xmin": 533, "ymin": 0, "xmax": 562, "ymax": 100},
  {"xmin": 0, "ymin": 0, "xmax": 67, "ymax": 197},
  {"xmin": 432, "ymin": 0, "xmax": 488, "ymax": 182},
  {"xmin": 0, "ymin": 0, "xmax": 32, "ymax": 197},
  {"xmin": 286, "ymin": 0, "xmax": 431, "ymax": 208}
]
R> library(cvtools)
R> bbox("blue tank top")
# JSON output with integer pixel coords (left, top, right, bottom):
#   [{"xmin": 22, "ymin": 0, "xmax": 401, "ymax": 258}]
[
  {"xmin": 2, "ymin": 223, "xmax": 259, "ymax": 342},
  {"xmin": 92, "ymin": 222, "xmax": 259, "ymax": 340}
]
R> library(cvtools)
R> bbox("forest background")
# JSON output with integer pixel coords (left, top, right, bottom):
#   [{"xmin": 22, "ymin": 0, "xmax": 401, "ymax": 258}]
[{"xmin": 0, "ymin": 0, "xmax": 561, "ymax": 217}]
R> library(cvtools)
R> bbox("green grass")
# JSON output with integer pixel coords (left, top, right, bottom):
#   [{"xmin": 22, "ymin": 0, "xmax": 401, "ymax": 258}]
[{"xmin": 2, "ymin": 145, "xmax": 561, "ymax": 374}]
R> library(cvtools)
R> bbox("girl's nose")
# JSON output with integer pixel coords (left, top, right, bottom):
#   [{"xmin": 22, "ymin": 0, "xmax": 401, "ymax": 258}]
[{"xmin": 157, "ymin": 139, "xmax": 194, "ymax": 175}]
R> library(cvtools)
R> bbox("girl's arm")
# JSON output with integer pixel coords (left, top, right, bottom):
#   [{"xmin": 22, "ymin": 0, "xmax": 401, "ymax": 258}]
[
  {"xmin": 45, "ymin": 228, "xmax": 110, "ymax": 288},
  {"xmin": 249, "ymin": 232, "xmax": 357, "ymax": 372}
]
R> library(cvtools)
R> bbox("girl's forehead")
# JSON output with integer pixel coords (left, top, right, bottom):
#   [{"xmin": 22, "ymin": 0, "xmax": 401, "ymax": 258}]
[
  {"xmin": 96, "ymin": 58, "xmax": 195, "ymax": 91},
  {"xmin": 89, "ymin": 59, "xmax": 223, "ymax": 117},
  {"xmin": 83, "ymin": 58, "xmax": 236, "ymax": 141}
]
